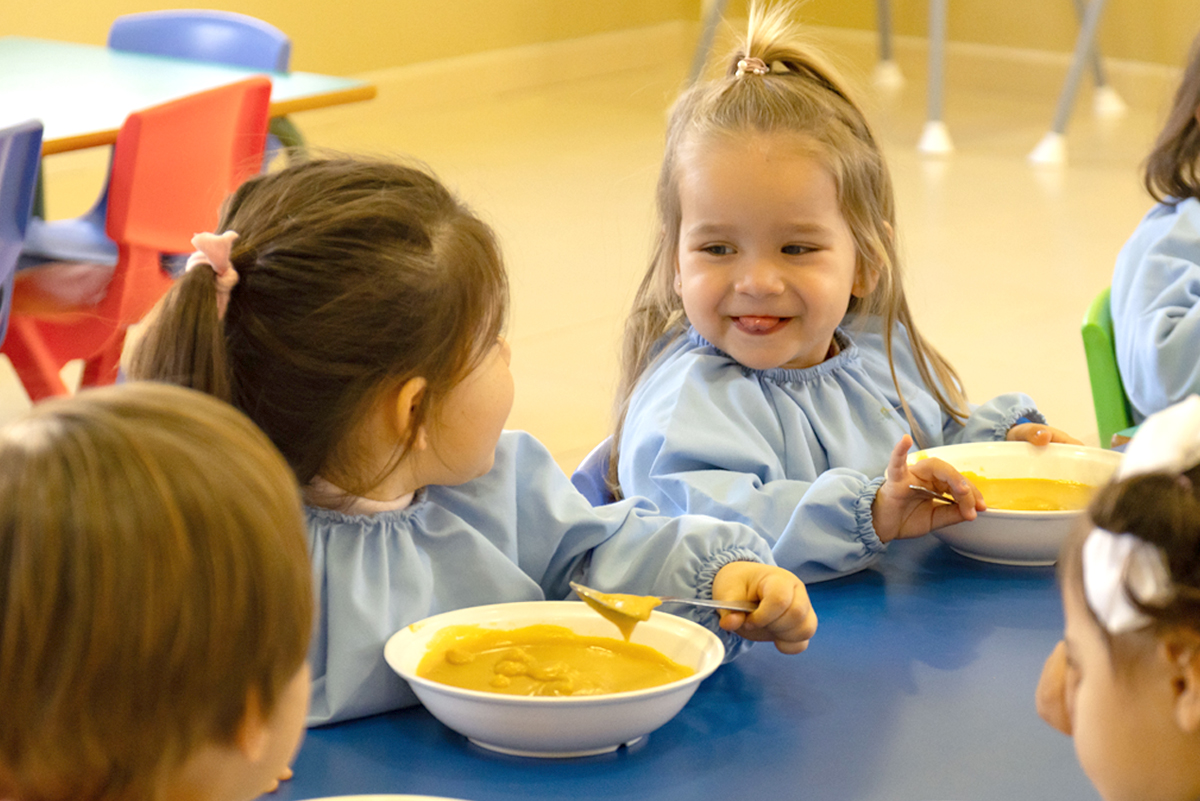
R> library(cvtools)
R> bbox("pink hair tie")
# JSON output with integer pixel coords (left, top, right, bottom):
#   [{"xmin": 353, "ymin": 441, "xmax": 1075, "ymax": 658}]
[
  {"xmin": 736, "ymin": 57, "xmax": 769, "ymax": 77},
  {"xmin": 185, "ymin": 231, "xmax": 240, "ymax": 319}
]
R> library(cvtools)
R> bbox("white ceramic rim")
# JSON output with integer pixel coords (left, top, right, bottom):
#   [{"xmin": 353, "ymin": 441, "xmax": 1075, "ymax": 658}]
[
  {"xmin": 385, "ymin": 600, "xmax": 725, "ymax": 705},
  {"xmin": 908, "ymin": 441, "xmax": 1122, "ymax": 518}
]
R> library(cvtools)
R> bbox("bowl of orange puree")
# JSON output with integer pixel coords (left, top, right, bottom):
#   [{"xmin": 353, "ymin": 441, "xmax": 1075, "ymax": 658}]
[
  {"xmin": 908, "ymin": 441, "xmax": 1122, "ymax": 565},
  {"xmin": 384, "ymin": 600, "xmax": 724, "ymax": 758}
]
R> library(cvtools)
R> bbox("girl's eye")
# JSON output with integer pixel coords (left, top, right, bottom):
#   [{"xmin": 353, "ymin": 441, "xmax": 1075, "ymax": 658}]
[
  {"xmin": 782, "ymin": 244, "xmax": 813, "ymax": 256},
  {"xmin": 701, "ymin": 244, "xmax": 733, "ymax": 256}
]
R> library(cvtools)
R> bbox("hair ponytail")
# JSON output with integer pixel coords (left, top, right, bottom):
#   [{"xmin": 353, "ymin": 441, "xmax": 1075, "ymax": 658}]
[
  {"xmin": 126, "ymin": 265, "xmax": 234, "ymax": 402},
  {"xmin": 127, "ymin": 157, "xmax": 508, "ymax": 493}
]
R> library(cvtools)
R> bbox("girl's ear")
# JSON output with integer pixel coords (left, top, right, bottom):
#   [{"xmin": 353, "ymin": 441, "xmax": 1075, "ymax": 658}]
[
  {"xmin": 234, "ymin": 690, "xmax": 270, "ymax": 762},
  {"xmin": 392, "ymin": 377, "xmax": 428, "ymax": 446},
  {"xmin": 852, "ymin": 265, "xmax": 880, "ymax": 298},
  {"xmin": 1161, "ymin": 630, "xmax": 1200, "ymax": 733},
  {"xmin": 852, "ymin": 222, "xmax": 890, "ymax": 298}
]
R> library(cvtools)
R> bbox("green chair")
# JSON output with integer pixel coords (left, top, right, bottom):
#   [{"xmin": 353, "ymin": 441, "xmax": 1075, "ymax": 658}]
[{"xmin": 1081, "ymin": 286, "xmax": 1135, "ymax": 447}]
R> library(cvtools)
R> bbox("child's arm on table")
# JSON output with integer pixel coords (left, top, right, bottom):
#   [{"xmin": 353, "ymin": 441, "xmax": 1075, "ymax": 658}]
[{"xmin": 711, "ymin": 561, "xmax": 816, "ymax": 654}]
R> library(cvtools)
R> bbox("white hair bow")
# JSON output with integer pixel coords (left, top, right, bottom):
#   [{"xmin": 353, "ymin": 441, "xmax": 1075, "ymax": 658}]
[{"xmin": 1082, "ymin": 395, "xmax": 1200, "ymax": 633}]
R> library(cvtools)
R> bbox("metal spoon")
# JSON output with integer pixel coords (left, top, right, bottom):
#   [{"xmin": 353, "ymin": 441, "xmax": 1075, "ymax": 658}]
[
  {"xmin": 569, "ymin": 581, "xmax": 757, "ymax": 614},
  {"xmin": 908, "ymin": 484, "xmax": 956, "ymax": 505}
]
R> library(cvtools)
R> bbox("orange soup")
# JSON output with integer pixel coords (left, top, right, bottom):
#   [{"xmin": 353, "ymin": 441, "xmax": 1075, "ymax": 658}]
[
  {"xmin": 961, "ymin": 472, "xmax": 1095, "ymax": 512},
  {"xmin": 578, "ymin": 590, "xmax": 662, "ymax": 641},
  {"xmin": 416, "ymin": 624, "xmax": 693, "ymax": 696}
]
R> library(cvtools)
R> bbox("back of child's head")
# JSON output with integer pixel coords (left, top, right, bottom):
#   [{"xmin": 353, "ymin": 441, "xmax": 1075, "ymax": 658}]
[
  {"xmin": 0, "ymin": 382, "xmax": 312, "ymax": 801},
  {"xmin": 611, "ymin": 3, "xmax": 967, "ymax": 489},
  {"xmin": 1062, "ymin": 396, "xmax": 1200, "ymax": 658},
  {"xmin": 127, "ymin": 156, "xmax": 508, "ymax": 493},
  {"xmin": 1065, "ymin": 468, "xmax": 1200, "ymax": 645},
  {"xmin": 1144, "ymin": 29, "xmax": 1200, "ymax": 203}
]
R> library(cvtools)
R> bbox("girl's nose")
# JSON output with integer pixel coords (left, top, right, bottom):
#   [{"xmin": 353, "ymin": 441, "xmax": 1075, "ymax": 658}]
[{"xmin": 734, "ymin": 257, "xmax": 786, "ymax": 296}]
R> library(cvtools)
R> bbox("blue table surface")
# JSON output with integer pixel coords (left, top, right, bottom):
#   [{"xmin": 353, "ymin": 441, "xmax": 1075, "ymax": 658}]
[{"xmin": 274, "ymin": 537, "xmax": 1097, "ymax": 801}]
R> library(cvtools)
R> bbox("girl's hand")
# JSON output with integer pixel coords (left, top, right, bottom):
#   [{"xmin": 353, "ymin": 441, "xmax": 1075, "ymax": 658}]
[
  {"xmin": 872, "ymin": 435, "xmax": 986, "ymax": 544},
  {"xmin": 1006, "ymin": 423, "xmax": 1081, "ymax": 446},
  {"xmin": 712, "ymin": 561, "xmax": 817, "ymax": 655},
  {"xmin": 1035, "ymin": 640, "xmax": 1073, "ymax": 735}
]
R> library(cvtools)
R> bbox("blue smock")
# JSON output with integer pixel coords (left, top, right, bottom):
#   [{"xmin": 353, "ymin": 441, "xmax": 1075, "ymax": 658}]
[
  {"xmin": 306, "ymin": 430, "xmax": 771, "ymax": 725},
  {"xmin": 1111, "ymin": 198, "xmax": 1200, "ymax": 422},
  {"xmin": 617, "ymin": 320, "xmax": 1042, "ymax": 582}
]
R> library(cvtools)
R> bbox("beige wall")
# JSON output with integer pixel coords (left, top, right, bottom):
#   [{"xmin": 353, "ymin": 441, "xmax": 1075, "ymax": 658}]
[
  {"xmin": 5, "ymin": 0, "xmax": 700, "ymax": 75},
  {"xmin": 727, "ymin": 0, "xmax": 1200, "ymax": 68},
  {"xmin": 7, "ymin": 1, "xmax": 1199, "ymax": 76}
]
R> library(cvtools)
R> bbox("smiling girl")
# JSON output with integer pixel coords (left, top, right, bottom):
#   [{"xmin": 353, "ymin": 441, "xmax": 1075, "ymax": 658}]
[{"xmin": 606, "ymin": 4, "xmax": 1077, "ymax": 580}]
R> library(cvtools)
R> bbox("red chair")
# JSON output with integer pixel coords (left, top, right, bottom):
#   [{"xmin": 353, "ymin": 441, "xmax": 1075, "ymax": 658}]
[{"xmin": 1, "ymin": 77, "xmax": 270, "ymax": 399}]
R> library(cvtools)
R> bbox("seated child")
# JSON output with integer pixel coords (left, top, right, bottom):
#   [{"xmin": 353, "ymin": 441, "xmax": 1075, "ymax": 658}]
[
  {"xmin": 1036, "ymin": 396, "xmax": 1200, "ymax": 801},
  {"xmin": 1111, "ymin": 30, "xmax": 1200, "ymax": 422},
  {"xmin": 126, "ymin": 156, "xmax": 817, "ymax": 726},
  {"xmin": 0, "ymin": 383, "xmax": 313, "ymax": 801},
  {"xmin": 609, "ymin": 4, "xmax": 1077, "ymax": 582}
]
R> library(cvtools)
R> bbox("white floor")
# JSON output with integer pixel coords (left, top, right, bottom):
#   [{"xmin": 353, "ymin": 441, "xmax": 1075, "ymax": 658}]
[{"xmin": 3, "ymin": 22, "xmax": 1180, "ymax": 470}]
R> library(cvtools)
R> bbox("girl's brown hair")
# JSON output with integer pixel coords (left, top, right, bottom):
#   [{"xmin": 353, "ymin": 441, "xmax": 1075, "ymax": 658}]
[
  {"xmin": 1144, "ymin": 31, "xmax": 1200, "ymax": 203},
  {"xmin": 608, "ymin": 3, "xmax": 968, "ymax": 494},
  {"xmin": 0, "ymin": 382, "xmax": 313, "ymax": 801},
  {"xmin": 127, "ymin": 156, "xmax": 508, "ymax": 494},
  {"xmin": 1060, "ymin": 464, "xmax": 1200, "ymax": 646}
]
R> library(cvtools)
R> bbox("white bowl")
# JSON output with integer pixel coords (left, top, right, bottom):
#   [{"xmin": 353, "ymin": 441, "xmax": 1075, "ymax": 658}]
[
  {"xmin": 384, "ymin": 600, "xmax": 725, "ymax": 758},
  {"xmin": 908, "ymin": 442, "xmax": 1122, "ymax": 566}
]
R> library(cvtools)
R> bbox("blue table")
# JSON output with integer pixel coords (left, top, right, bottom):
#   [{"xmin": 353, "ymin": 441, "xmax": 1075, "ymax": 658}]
[{"xmin": 276, "ymin": 537, "xmax": 1096, "ymax": 801}]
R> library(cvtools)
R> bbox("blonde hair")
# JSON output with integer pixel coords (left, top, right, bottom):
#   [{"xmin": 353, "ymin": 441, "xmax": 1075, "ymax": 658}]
[
  {"xmin": 609, "ymin": 3, "xmax": 968, "ymax": 493},
  {"xmin": 0, "ymin": 383, "xmax": 313, "ymax": 801}
]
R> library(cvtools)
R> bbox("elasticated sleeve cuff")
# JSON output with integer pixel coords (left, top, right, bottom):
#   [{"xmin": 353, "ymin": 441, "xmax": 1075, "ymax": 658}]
[
  {"xmin": 852, "ymin": 476, "xmax": 888, "ymax": 555},
  {"xmin": 993, "ymin": 406, "xmax": 1047, "ymax": 440}
]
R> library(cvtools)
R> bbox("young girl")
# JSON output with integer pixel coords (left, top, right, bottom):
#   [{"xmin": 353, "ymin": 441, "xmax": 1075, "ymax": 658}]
[
  {"xmin": 1036, "ymin": 396, "xmax": 1200, "ymax": 801},
  {"xmin": 127, "ymin": 156, "xmax": 817, "ymax": 726},
  {"xmin": 609, "ymin": 4, "xmax": 1077, "ymax": 582},
  {"xmin": 0, "ymin": 383, "xmax": 313, "ymax": 801},
  {"xmin": 1111, "ymin": 29, "xmax": 1200, "ymax": 423}
]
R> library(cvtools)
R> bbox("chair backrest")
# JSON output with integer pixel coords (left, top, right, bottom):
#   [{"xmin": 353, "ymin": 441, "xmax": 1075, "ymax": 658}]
[
  {"xmin": 108, "ymin": 10, "xmax": 291, "ymax": 73},
  {"xmin": 571, "ymin": 436, "xmax": 616, "ymax": 506},
  {"xmin": 105, "ymin": 77, "xmax": 272, "ymax": 255},
  {"xmin": 0, "ymin": 120, "xmax": 43, "ymax": 346},
  {"xmin": 1081, "ymin": 285, "xmax": 1135, "ymax": 448}
]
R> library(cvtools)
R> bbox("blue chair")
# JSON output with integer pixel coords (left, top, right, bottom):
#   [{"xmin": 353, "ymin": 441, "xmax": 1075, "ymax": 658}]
[
  {"xmin": 23, "ymin": 10, "xmax": 302, "ymax": 270},
  {"xmin": 108, "ymin": 9, "xmax": 290, "ymax": 71},
  {"xmin": 0, "ymin": 120, "xmax": 43, "ymax": 347},
  {"xmin": 108, "ymin": 9, "xmax": 304, "ymax": 164},
  {"xmin": 571, "ymin": 437, "xmax": 616, "ymax": 507}
]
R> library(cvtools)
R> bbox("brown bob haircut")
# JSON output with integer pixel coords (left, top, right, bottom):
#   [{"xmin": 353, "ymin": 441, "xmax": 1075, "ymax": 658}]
[{"xmin": 0, "ymin": 383, "xmax": 313, "ymax": 801}]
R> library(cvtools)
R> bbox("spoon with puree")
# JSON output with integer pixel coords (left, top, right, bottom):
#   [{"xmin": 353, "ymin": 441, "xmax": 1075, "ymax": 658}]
[{"xmin": 569, "ymin": 581, "xmax": 757, "ymax": 640}]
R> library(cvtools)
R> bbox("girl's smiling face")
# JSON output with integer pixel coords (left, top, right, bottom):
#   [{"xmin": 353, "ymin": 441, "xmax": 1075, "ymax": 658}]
[{"xmin": 674, "ymin": 132, "xmax": 875, "ymax": 371}]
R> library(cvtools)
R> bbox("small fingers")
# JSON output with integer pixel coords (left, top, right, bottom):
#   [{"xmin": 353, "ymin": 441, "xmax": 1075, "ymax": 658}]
[
  {"xmin": 886, "ymin": 435, "xmax": 915, "ymax": 481},
  {"xmin": 741, "ymin": 574, "xmax": 817, "ymax": 650}
]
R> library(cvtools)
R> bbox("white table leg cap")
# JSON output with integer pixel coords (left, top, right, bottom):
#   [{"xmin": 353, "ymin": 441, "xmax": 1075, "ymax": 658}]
[
  {"xmin": 1028, "ymin": 131, "xmax": 1067, "ymax": 165},
  {"xmin": 917, "ymin": 121, "xmax": 954, "ymax": 155},
  {"xmin": 1093, "ymin": 85, "xmax": 1128, "ymax": 118},
  {"xmin": 872, "ymin": 60, "xmax": 905, "ymax": 90}
]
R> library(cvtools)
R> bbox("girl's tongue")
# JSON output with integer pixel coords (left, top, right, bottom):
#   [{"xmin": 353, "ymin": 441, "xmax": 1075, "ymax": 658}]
[{"xmin": 734, "ymin": 316, "xmax": 788, "ymax": 334}]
